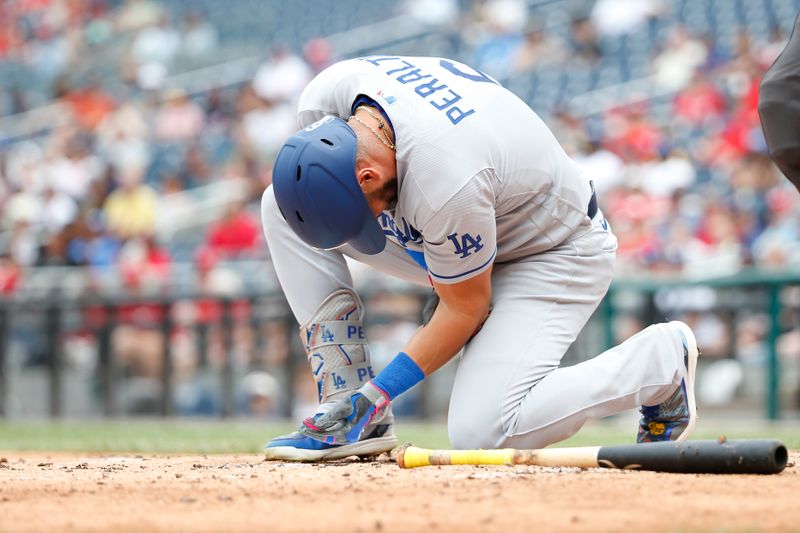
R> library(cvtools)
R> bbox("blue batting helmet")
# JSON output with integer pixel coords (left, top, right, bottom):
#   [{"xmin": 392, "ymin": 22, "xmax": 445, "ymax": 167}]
[{"xmin": 271, "ymin": 116, "xmax": 386, "ymax": 255}]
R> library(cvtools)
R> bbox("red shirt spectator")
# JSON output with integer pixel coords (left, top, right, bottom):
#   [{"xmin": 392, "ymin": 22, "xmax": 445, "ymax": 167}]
[
  {"xmin": 674, "ymin": 78, "xmax": 726, "ymax": 125},
  {"xmin": 117, "ymin": 238, "xmax": 171, "ymax": 324},
  {"xmin": 606, "ymin": 108, "xmax": 663, "ymax": 161},
  {"xmin": 0, "ymin": 256, "xmax": 22, "ymax": 295},
  {"xmin": 64, "ymin": 82, "xmax": 116, "ymax": 130},
  {"xmin": 205, "ymin": 203, "xmax": 260, "ymax": 258},
  {"xmin": 708, "ymin": 103, "xmax": 762, "ymax": 165}
]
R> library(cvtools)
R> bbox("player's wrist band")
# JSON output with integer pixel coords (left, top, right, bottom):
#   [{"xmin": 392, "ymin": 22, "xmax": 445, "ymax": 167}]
[{"xmin": 367, "ymin": 352, "xmax": 425, "ymax": 401}]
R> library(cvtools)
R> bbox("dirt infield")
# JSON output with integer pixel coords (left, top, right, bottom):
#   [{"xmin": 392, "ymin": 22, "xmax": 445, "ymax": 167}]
[{"xmin": 0, "ymin": 451, "xmax": 798, "ymax": 532}]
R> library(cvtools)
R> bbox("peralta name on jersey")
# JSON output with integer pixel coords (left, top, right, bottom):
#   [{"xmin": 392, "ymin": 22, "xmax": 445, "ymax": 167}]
[{"xmin": 360, "ymin": 56, "xmax": 495, "ymax": 125}]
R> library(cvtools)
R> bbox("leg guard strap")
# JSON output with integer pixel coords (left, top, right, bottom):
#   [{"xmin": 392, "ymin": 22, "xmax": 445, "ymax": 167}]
[
  {"xmin": 317, "ymin": 361, "xmax": 376, "ymax": 402},
  {"xmin": 304, "ymin": 320, "xmax": 367, "ymax": 352}
]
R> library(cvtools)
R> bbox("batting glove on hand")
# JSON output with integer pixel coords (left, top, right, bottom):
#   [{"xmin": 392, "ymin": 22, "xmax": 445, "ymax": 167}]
[{"xmin": 299, "ymin": 382, "xmax": 390, "ymax": 446}]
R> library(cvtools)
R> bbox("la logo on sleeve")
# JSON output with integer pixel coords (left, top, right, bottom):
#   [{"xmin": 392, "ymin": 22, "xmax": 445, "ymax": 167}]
[{"xmin": 447, "ymin": 232, "xmax": 484, "ymax": 258}]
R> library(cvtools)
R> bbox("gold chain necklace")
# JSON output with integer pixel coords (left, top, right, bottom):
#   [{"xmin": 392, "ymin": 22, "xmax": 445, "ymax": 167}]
[{"xmin": 349, "ymin": 105, "xmax": 396, "ymax": 151}]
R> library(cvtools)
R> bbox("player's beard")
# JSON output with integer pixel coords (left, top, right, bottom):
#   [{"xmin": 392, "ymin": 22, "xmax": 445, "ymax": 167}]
[{"xmin": 376, "ymin": 175, "xmax": 399, "ymax": 211}]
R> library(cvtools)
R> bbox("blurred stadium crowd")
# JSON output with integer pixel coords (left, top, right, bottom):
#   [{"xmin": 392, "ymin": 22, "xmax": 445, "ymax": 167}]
[{"xmin": 1, "ymin": 0, "xmax": 799, "ymax": 418}]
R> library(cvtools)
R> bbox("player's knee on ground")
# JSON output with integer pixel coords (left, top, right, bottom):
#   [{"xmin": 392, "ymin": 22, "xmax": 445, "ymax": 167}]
[{"xmin": 447, "ymin": 404, "xmax": 504, "ymax": 450}]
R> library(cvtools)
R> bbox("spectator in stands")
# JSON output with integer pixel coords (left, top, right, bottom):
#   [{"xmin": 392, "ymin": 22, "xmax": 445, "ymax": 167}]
[
  {"xmin": 639, "ymin": 148, "xmax": 697, "ymax": 199},
  {"xmin": 62, "ymin": 208, "xmax": 120, "ymax": 269},
  {"xmin": 180, "ymin": 11, "xmax": 218, "ymax": 59},
  {"xmin": 0, "ymin": 253, "xmax": 21, "ymax": 295},
  {"xmin": 2, "ymin": 174, "xmax": 41, "ymax": 233},
  {"xmin": 590, "ymin": 0, "xmax": 665, "ymax": 36},
  {"xmin": 605, "ymin": 186, "xmax": 666, "ymax": 269},
  {"xmin": 180, "ymin": 143, "xmax": 213, "ymax": 188},
  {"xmin": 238, "ymin": 90, "xmax": 296, "ymax": 163},
  {"xmin": 252, "ymin": 45, "xmax": 312, "ymax": 103},
  {"xmin": 548, "ymin": 108, "xmax": 590, "ymax": 156},
  {"xmin": 205, "ymin": 202, "xmax": 261, "ymax": 259},
  {"xmin": 710, "ymin": 100, "xmax": 766, "ymax": 167},
  {"xmin": 303, "ymin": 38, "xmax": 334, "ymax": 74},
  {"xmin": 688, "ymin": 204, "xmax": 744, "ymax": 275},
  {"xmin": 8, "ymin": 220, "xmax": 39, "ymax": 267},
  {"xmin": 0, "ymin": 85, "xmax": 27, "ymax": 115},
  {"xmin": 673, "ymin": 73, "xmax": 726, "ymax": 127},
  {"xmin": 116, "ymin": 0, "xmax": 164, "ymax": 31},
  {"xmin": 96, "ymin": 102, "xmax": 151, "ymax": 174},
  {"xmin": 606, "ymin": 107, "xmax": 664, "ymax": 162},
  {"xmin": 61, "ymin": 77, "xmax": 117, "ymax": 130},
  {"xmin": 131, "ymin": 12, "xmax": 181, "ymax": 68},
  {"xmin": 403, "ymin": 0, "xmax": 459, "ymax": 28},
  {"xmin": 615, "ymin": 216, "xmax": 660, "ymax": 270},
  {"xmin": 574, "ymin": 140, "xmax": 625, "ymax": 199},
  {"xmin": 103, "ymin": 165, "xmax": 159, "ymax": 239},
  {"xmin": 659, "ymin": 216, "xmax": 695, "ymax": 270},
  {"xmin": 0, "ymin": 6, "xmax": 21, "ymax": 59},
  {"xmin": 241, "ymin": 371, "xmax": 280, "ymax": 417},
  {"xmin": 751, "ymin": 188, "xmax": 800, "ymax": 267},
  {"xmin": 652, "ymin": 26, "xmax": 708, "ymax": 91},
  {"xmin": 512, "ymin": 21, "xmax": 567, "ymax": 73},
  {"xmin": 118, "ymin": 235, "xmax": 171, "ymax": 289},
  {"xmin": 38, "ymin": 185, "xmax": 79, "ymax": 239},
  {"xmin": 45, "ymin": 131, "xmax": 106, "ymax": 201},
  {"xmin": 3, "ymin": 142, "xmax": 44, "ymax": 195},
  {"xmin": 569, "ymin": 15, "xmax": 602, "ymax": 64},
  {"xmin": 153, "ymin": 88, "xmax": 205, "ymax": 142},
  {"xmin": 22, "ymin": 22, "xmax": 72, "ymax": 82},
  {"xmin": 470, "ymin": 0, "xmax": 527, "ymax": 80}
]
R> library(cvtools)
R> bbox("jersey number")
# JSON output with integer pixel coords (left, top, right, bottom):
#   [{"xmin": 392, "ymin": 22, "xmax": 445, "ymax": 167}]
[{"xmin": 439, "ymin": 60, "xmax": 499, "ymax": 85}]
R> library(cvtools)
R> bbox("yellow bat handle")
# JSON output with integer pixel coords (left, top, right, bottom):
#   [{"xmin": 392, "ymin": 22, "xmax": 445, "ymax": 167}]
[{"xmin": 399, "ymin": 446, "xmax": 515, "ymax": 468}]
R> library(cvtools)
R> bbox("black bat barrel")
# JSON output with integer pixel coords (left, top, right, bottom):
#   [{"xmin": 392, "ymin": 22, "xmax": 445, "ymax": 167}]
[{"xmin": 596, "ymin": 440, "xmax": 788, "ymax": 474}]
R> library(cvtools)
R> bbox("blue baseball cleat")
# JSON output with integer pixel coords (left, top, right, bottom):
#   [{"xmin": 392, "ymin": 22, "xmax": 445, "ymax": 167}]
[
  {"xmin": 264, "ymin": 421, "xmax": 397, "ymax": 462},
  {"xmin": 637, "ymin": 321, "xmax": 700, "ymax": 443}
]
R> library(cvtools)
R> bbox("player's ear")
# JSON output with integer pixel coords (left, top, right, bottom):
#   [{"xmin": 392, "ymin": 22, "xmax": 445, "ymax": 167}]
[{"xmin": 356, "ymin": 167, "xmax": 378, "ymax": 189}]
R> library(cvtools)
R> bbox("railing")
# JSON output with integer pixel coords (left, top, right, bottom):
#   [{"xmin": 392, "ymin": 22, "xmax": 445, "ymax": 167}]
[
  {"xmin": 603, "ymin": 268, "xmax": 800, "ymax": 420},
  {"xmin": 1, "ymin": 266, "xmax": 799, "ymax": 420},
  {"xmin": 0, "ymin": 290, "xmax": 293, "ymax": 418},
  {"xmin": 0, "ymin": 262, "xmax": 432, "ymax": 419}
]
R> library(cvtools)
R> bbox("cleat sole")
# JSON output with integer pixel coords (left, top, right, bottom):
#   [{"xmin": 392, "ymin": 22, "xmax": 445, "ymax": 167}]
[{"xmin": 264, "ymin": 434, "xmax": 398, "ymax": 462}]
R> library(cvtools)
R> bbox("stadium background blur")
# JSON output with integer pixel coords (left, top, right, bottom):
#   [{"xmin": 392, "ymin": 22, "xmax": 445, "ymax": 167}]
[{"xmin": 1, "ymin": 0, "xmax": 799, "ymax": 425}]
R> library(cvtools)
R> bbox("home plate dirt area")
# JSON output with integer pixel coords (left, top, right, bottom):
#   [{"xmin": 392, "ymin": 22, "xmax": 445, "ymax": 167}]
[{"xmin": 0, "ymin": 451, "xmax": 798, "ymax": 532}]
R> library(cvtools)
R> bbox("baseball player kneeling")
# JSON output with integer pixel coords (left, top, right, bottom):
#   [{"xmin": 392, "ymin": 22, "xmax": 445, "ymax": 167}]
[{"xmin": 261, "ymin": 56, "xmax": 699, "ymax": 461}]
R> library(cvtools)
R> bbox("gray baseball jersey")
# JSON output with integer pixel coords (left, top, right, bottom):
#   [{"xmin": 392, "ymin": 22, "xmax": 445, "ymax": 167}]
[{"xmin": 297, "ymin": 56, "xmax": 595, "ymax": 284}]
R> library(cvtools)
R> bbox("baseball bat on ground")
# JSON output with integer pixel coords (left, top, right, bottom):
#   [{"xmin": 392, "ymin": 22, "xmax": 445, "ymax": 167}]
[{"xmin": 395, "ymin": 439, "xmax": 788, "ymax": 474}]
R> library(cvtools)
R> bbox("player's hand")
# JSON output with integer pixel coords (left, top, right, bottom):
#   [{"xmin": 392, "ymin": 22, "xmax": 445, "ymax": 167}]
[
  {"xmin": 421, "ymin": 290, "xmax": 439, "ymax": 326},
  {"xmin": 420, "ymin": 289, "xmax": 491, "ymax": 339},
  {"xmin": 299, "ymin": 384, "xmax": 390, "ymax": 445}
]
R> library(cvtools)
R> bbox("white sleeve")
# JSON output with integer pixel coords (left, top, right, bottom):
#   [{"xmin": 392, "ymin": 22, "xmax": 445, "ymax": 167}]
[
  {"xmin": 297, "ymin": 63, "xmax": 357, "ymax": 128},
  {"xmin": 297, "ymin": 61, "xmax": 389, "ymax": 128},
  {"xmin": 421, "ymin": 173, "xmax": 497, "ymax": 284}
]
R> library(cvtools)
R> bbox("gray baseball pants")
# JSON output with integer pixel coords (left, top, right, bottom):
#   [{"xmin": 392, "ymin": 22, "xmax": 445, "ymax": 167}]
[{"xmin": 261, "ymin": 186, "xmax": 685, "ymax": 449}]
